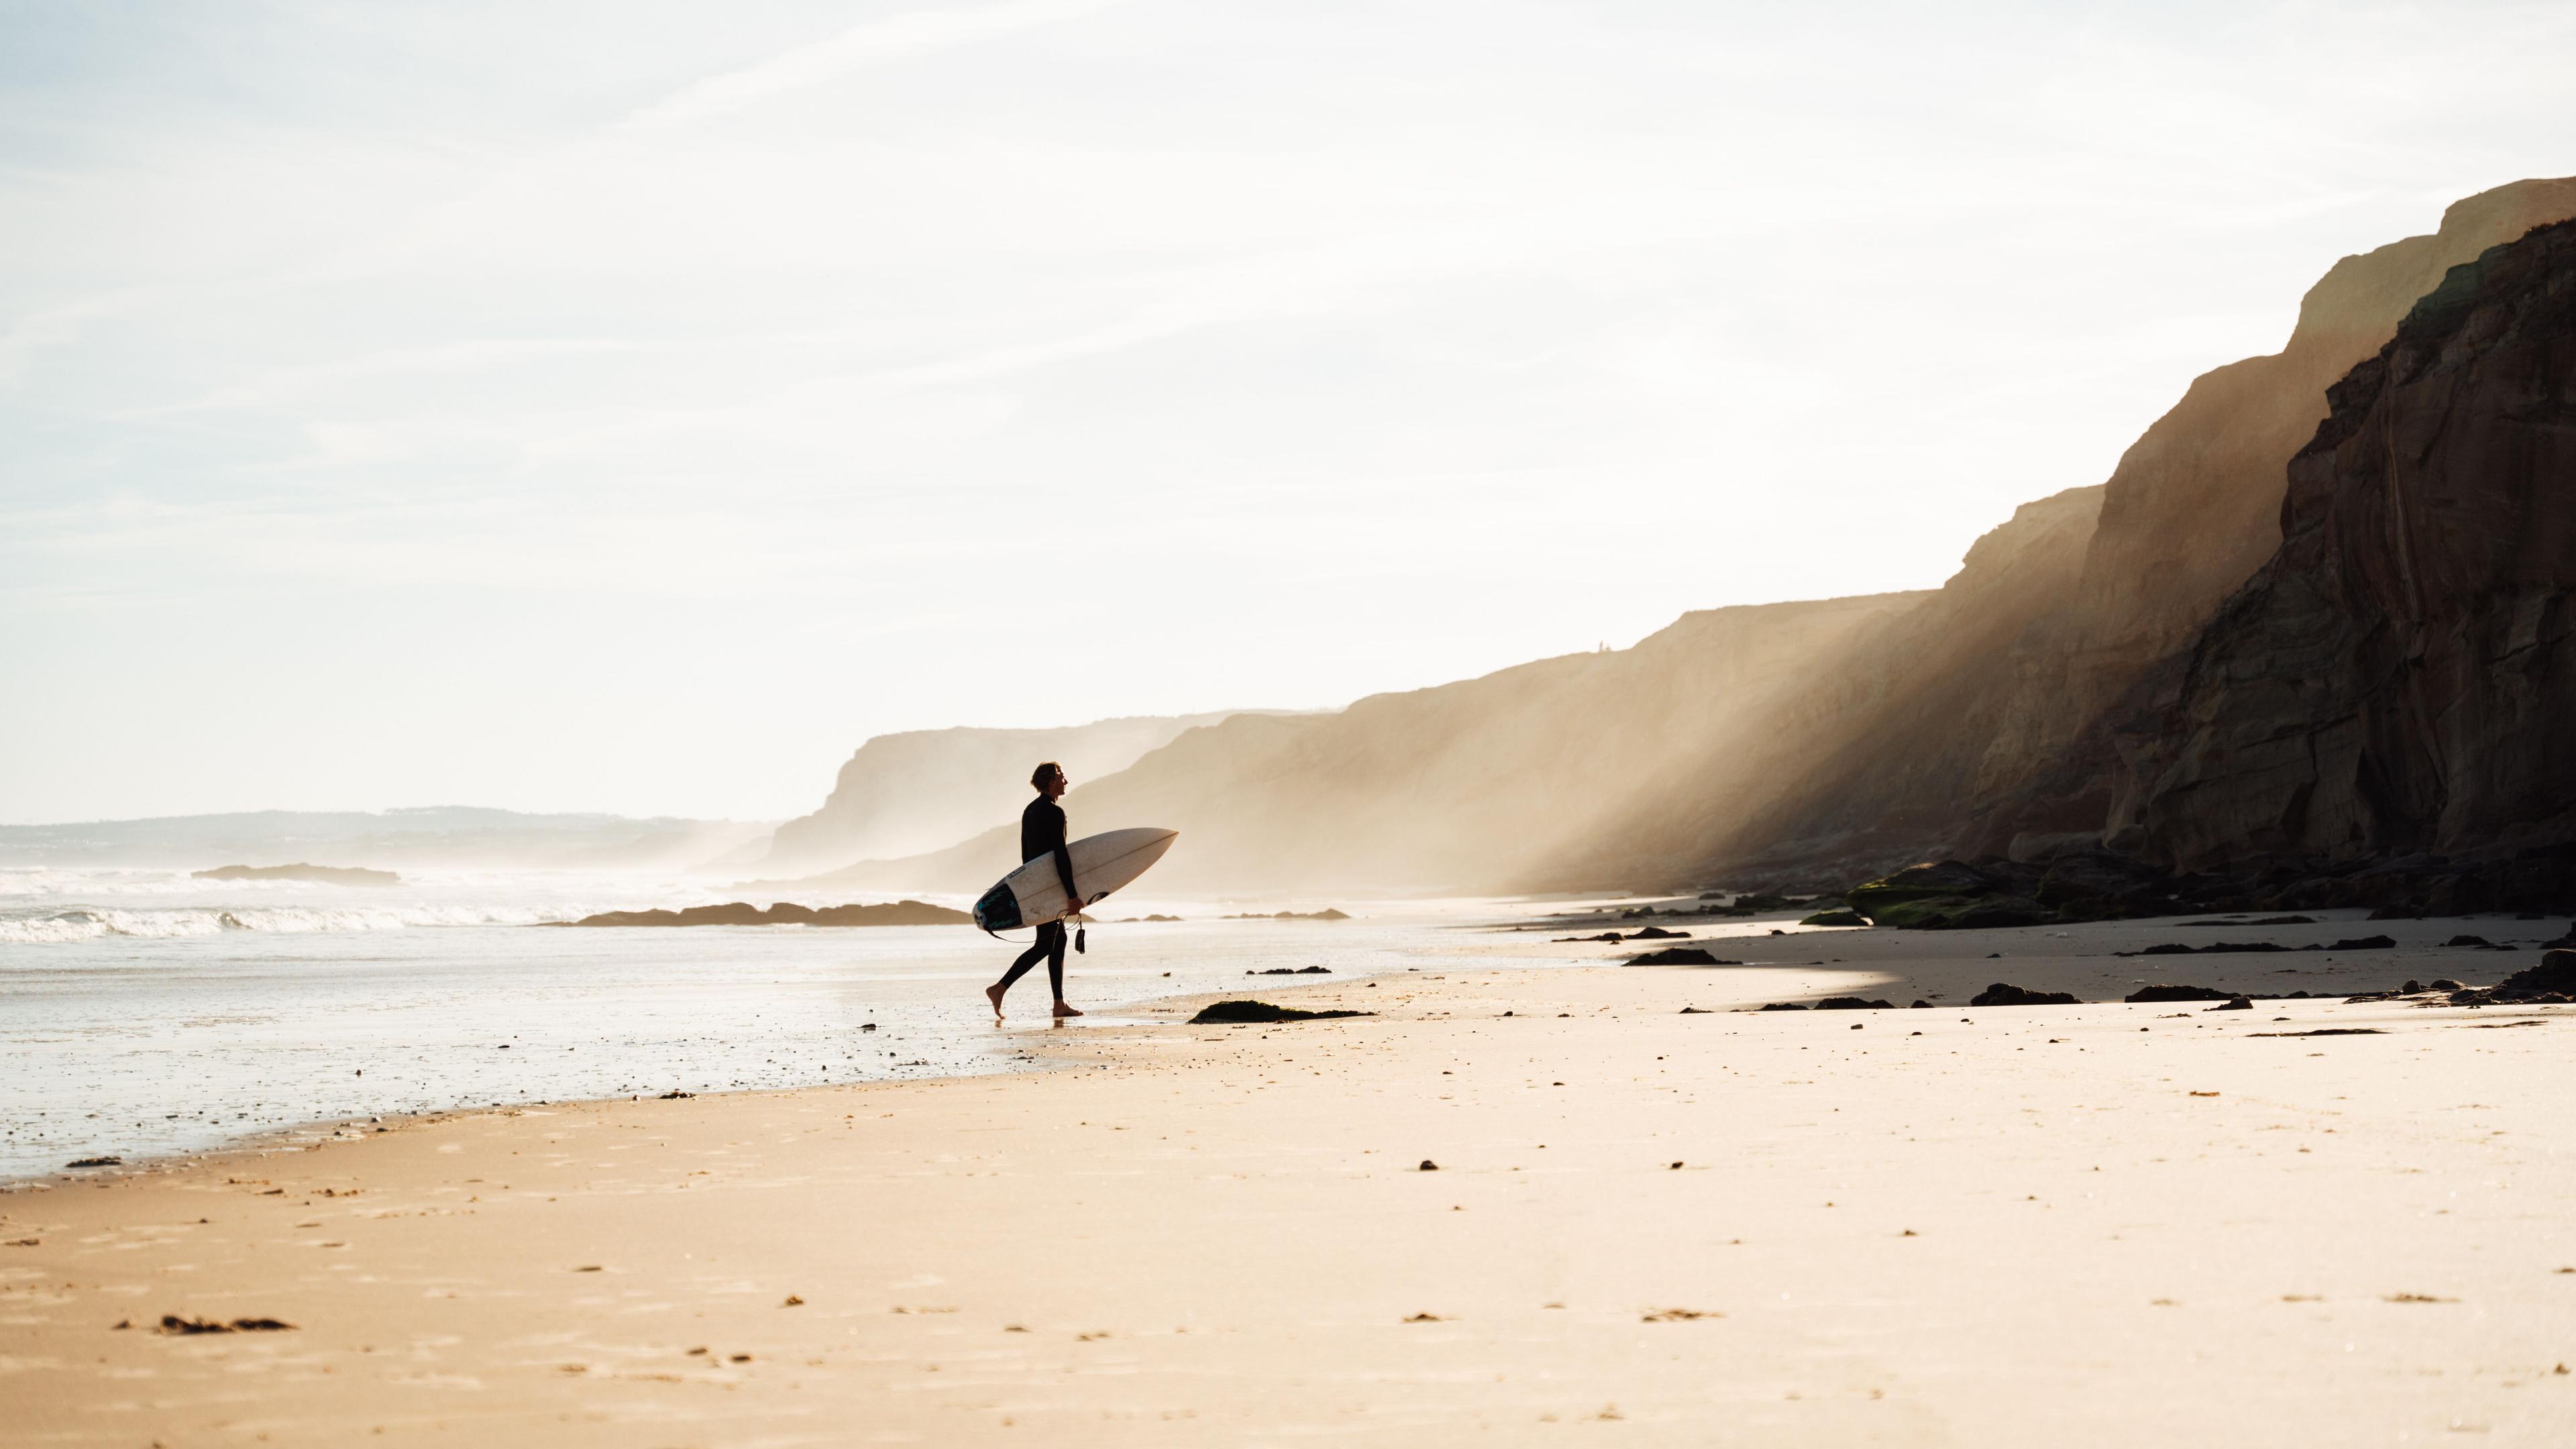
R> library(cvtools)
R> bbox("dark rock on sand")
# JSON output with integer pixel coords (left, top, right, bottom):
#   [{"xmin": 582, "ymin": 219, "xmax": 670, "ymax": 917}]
[
  {"xmin": 1799, "ymin": 908, "xmax": 1868, "ymax": 926},
  {"xmin": 1969, "ymin": 983, "xmax": 2081, "ymax": 1007},
  {"xmin": 1814, "ymin": 996, "xmax": 1896, "ymax": 1010},
  {"xmin": 1554, "ymin": 932, "xmax": 1627, "ymax": 943},
  {"xmin": 2455, "ymin": 949, "xmax": 2576, "ymax": 1006},
  {"xmin": 1627, "ymin": 926, "xmax": 1691, "ymax": 940},
  {"xmin": 2445, "ymin": 934, "xmax": 2498, "ymax": 948},
  {"xmin": 2327, "ymin": 935, "xmax": 2400, "ymax": 951},
  {"xmin": 1845, "ymin": 861, "xmax": 2021, "ymax": 929},
  {"xmin": 158, "ymin": 1315, "xmax": 294, "ymax": 1334},
  {"xmin": 1248, "ymin": 966, "xmax": 1333, "ymax": 975},
  {"xmin": 1625, "ymin": 947, "xmax": 1726, "ymax": 966},
  {"xmin": 1843, "ymin": 855, "xmax": 2165, "ymax": 929},
  {"xmin": 194, "ymin": 863, "xmax": 400, "ymax": 887},
  {"xmin": 1187, "ymin": 1000, "xmax": 1373, "ymax": 1024},
  {"xmin": 2208, "ymin": 996, "xmax": 2255, "ymax": 1010},
  {"xmin": 2120, "ymin": 941, "xmax": 2290, "ymax": 957},
  {"xmin": 568, "ymin": 900, "xmax": 970, "ymax": 927},
  {"xmin": 2032, "ymin": 851, "xmax": 2181, "ymax": 918},
  {"xmin": 2125, "ymin": 984, "xmax": 2240, "ymax": 1003},
  {"xmin": 1758, "ymin": 1002, "xmax": 1807, "ymax": 1011}
]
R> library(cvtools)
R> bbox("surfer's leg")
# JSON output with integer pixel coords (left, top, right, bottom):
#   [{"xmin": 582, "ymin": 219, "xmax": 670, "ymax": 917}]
[
  {"xmin": 1047, "ymin": 928, "xmax": 1083, "ymax": 1016},
  {"xmin": 998, "ymin": 924, "xmax": 1058, "ymax": 993},
  {"xmin": 993, "ymin": 925, "xmax": 1059, "ymax": 1018}
]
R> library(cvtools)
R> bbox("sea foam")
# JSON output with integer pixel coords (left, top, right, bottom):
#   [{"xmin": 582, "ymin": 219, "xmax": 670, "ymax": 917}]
[{"xmin": 0, "ymin": 902, "xmax": 564, "ymax": 945}]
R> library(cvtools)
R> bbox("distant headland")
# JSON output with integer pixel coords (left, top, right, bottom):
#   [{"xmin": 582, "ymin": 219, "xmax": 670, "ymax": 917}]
[{"xmin": 192, "ymin": 863, "xmax": 402, "ymax": 887}]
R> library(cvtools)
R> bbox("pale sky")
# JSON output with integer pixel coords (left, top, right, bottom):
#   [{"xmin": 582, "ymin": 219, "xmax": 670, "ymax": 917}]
[{"xmin": 5, "ymin": 0, "xmax": 2572, "ymax": 824}]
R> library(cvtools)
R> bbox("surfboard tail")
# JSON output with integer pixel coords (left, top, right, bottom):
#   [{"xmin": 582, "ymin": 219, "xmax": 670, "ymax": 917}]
[{"xmin": 971, "ymin": 881, "xmax": 1024, "ymax": 937}]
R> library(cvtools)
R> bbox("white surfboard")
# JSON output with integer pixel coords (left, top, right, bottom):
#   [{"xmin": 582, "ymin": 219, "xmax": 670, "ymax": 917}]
[{"xmin": 971, "ymin": 827, "xmax": 1177, "ymax": 934}]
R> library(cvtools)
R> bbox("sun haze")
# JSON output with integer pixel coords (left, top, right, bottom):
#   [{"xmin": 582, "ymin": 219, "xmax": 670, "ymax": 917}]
[{"xmin": 4, "ymin": 0, "xmax": 2572, "ymax": 823}]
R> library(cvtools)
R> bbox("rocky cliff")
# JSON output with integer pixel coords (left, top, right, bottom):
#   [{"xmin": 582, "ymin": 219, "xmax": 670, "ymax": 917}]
[
  {"xmin": 1557, "ymin": 178, "xmax": 2576, "ymax": 890},
  {"xmin": 757, "ymin": 712, "xmax": 1244, "ymax": 873},
  {"xmin": 1966, "ymin": 176, "xmax": 2576, "ymax": 859},
  {"xmin": 2114, "ymin": 218, "xmax": 2576, "ymax": 876}
]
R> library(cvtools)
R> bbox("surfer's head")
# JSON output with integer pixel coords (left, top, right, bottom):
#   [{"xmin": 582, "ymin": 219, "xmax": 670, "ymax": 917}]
[{"xmin": 1032, "ymin": 761, "xmax": 1067, "ymax": 798}]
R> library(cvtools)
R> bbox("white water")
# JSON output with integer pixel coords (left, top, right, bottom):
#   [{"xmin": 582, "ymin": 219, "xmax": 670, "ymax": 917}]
[{"xmin": 0, "ymin": 867, "xmax": 1587, "ymax": 1182}]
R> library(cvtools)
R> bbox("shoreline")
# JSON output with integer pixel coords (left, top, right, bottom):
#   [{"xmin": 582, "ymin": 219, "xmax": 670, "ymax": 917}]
[
  {"xmin": 1, "ymin": 917, "xmax": 1559, "ymax": 1193},
  {"xmin": 5, "ymin": 902, "xmax": 2534, "ymax": 1193},
  {"xmin": 11, "ymin": 914, "xmax": 2573, "ymax": 1444}
]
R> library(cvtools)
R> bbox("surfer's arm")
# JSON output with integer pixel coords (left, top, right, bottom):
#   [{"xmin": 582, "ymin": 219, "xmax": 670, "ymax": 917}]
[
  {"xmin": 1052, "ymin": 843, "xmax": 1078, "ymax": 904},
  {"xmin": 1044, "ymin": 804, "xmax": 1079, "ymax": 902}
]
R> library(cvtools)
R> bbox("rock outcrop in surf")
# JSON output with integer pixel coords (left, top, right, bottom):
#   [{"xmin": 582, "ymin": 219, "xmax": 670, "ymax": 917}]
[{"xmin": 566, "ymin": 900, "xmax": 971, "ymax": 927}]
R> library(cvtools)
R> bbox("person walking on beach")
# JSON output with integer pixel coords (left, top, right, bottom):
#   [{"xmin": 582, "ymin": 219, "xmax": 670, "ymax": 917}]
[{"xmin": 985, "ymin": 762, "xmax": 1084, "ymax": 1021}]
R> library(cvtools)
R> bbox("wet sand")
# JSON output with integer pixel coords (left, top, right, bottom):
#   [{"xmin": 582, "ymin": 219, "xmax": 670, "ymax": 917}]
[{"xmin": 7, "ymin": 915, "xmax": 2575, "ymax": 1445}]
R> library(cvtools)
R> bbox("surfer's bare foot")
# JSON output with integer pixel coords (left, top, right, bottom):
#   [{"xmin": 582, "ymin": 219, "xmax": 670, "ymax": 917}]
[
  {"xmin": 1052, "ymin": 1001, "xmax": 1083, "ymax": 1018},
  {"xmin": 985, "ymin": 983, "xmax": 1007, "ymax": 1020}
]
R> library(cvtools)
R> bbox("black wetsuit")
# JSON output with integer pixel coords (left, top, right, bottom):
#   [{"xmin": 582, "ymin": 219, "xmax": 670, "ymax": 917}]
[{"xmin": 998, "ymin": 796, "xmax": 1080, "ymax": 999}]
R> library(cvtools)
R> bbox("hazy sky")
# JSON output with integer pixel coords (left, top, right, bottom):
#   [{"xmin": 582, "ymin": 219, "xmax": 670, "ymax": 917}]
[{"xmin": 5, "ymin": 1, "xmax": 2572, "ymax": 824}]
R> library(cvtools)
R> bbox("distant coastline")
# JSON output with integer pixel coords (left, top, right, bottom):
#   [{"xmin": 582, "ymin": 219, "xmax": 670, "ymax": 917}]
[{"xmin": 192, "ymin": 863, "xmax": 400, "ymax": 887}]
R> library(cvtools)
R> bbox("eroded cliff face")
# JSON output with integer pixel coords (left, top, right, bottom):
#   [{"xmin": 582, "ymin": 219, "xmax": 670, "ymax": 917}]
[
  {"xmin": 1965, "ymin": 178, "xmax": 2576, "ymax": 859},
  {"xmin": 2114, "ymin": 219, "xmax": 2576, "ymax": 871},
  {"xmin": 2061, "ymin": 180, "xmax": 2576, "ymax": 710}
]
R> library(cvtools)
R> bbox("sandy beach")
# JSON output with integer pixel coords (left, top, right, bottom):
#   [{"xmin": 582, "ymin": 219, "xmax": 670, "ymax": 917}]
[{"xmin": 7, "ymin": 914, "xmax": 2575, "ymax": 1446}]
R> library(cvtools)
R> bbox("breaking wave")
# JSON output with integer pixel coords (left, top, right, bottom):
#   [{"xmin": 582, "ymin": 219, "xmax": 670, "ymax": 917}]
[{"xmin": 0, "ymin": 903, "xmax": 568, "ymax": 945}]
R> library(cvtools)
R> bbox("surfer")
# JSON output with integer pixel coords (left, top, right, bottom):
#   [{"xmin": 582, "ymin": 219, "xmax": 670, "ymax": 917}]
[{"xmin": 985, "ymin": 762, "xmax": 1085, "ymax": 1020}]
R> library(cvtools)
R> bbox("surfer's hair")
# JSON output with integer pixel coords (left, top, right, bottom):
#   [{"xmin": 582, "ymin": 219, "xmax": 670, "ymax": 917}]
[{"xmin": 1032, "ymin": 761, "xmax": 1063, "ymax": 789}]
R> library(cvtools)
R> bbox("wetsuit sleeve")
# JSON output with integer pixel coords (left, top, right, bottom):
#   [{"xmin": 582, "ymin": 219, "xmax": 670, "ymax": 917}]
[{"xmin": 1048, "ymin": 804, "xmax": 1079, "ymax": 903}]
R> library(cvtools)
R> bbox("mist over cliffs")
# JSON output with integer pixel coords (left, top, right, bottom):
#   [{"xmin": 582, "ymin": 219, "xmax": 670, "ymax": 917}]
[
  {"xmin": 796, "ymin": 594, "xmax": 1921, "ymax": 895},
  {"xmin": 756, "ymin": 712, "xmax": 1244, "ymax": 874},
  {"xmin": 780, "ymin": 178, "xmax": 2576, "ymax": 904}
]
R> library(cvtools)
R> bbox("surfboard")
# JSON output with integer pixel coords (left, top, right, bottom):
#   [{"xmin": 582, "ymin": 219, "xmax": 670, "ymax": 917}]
[{"xmin": 971, "ymin": 827, "xmax": 1178, "ymax": 934}]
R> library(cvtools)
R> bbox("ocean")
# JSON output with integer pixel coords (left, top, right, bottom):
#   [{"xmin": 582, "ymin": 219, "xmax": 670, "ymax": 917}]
[{"xmin": 0, "ymin": 867, "xmax": 1583, "ymax": 1182}]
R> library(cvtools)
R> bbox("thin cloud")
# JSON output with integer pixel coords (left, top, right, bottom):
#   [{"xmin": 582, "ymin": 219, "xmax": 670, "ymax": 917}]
[{"xmin": 624, "ymin": 0, "xmax": 1132, "ymax": 129}]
